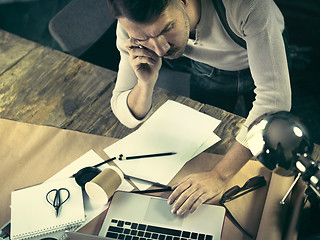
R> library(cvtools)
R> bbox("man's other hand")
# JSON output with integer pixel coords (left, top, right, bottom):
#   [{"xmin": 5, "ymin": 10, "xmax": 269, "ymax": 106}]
[{"xmin": 167, "ymin": 171, "xmax": 226, "ymax": 215}]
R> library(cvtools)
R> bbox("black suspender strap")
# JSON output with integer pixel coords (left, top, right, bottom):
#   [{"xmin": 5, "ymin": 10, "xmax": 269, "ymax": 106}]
[{"xmin": 212, "ymin": 0, "xmax": 247, "ymax": 49}]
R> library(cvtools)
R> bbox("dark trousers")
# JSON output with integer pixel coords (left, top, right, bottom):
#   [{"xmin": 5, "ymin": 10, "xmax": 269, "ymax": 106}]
[{"xmin": 162, "ymin": 30, "xmax": 291, "ymax": 118}]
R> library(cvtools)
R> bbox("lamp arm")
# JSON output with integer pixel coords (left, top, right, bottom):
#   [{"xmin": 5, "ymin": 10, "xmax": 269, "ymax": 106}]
[
  {"xmin": 295, "ymin": 154, "xmax": 320, "ymax": 198},
  {"xmin": 279, "ymin": 154, "xmax": 320, "ymax": 205}
]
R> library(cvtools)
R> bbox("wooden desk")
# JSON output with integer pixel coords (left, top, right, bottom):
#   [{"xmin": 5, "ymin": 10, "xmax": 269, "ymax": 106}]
[{"xmin": 0, "ymin": 29, "xmax": 319, "ymax": 239}]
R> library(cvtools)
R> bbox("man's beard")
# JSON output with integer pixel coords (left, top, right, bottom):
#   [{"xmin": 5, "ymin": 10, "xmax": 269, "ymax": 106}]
[
  {"xmin": 164, "ymin": 45, "xmax": 181, "ymax": 58},
  {"xmin": 164, "ymin": 41, "xmax": 187, "ymax": 59}
]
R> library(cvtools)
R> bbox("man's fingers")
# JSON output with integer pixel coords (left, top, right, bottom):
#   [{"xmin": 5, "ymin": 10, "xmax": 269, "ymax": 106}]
[
  {"xmin": 125, "ymin": 38, "xmax": 140, "ymax": 48},
  {"xmin": 131, "ymin": 53, "xmax": 158, "ymax": 64},
  {"xmin": 129, "ymin": 47, "xmax": 155, "ymax": 58},
  {"xmin": 128, "ymin": 46, "xmax": 159, "ymax": 70},
  {"xmin": 167, "ymin": 178, "xmax": 191, "ymax": 205},
  {"xmin": 177, "ymin": 192, "xmax": 208, "ymax": 215},
  {"xmin": 131, "ymin": 56, "xmax": 156, "ymax": 66},
  {"xmin": 170, "ymin": 185, "xmax": 195, "ymax": 214},
  {"xmin": 168, "ymin": 179, "xmax": 202, "ymax": 215},
  {"xmin": 167, "ymin": 172, "xmax": 224, "ymax": 216},
  {"xmin": 189, "ymin": 193, "xmax": 210, "ymax": 213},
  {"xmin": 172, "ymin": 188, "xmax": 206, "ymax": 215},
  {"xmin": 126, "ymin": 38, "xmax": 158, "ymax": 59}
]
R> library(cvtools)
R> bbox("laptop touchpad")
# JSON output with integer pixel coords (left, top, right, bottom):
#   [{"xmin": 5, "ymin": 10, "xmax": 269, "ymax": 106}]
[{"xmin": 143, "ymin": 198, "xmax": 184, "ymax": 226}]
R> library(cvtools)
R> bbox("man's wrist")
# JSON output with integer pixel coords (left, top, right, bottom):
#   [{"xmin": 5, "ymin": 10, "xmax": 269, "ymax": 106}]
[
  {"xmin": 209, "ymin": 142, "xmax": 252, "ymax": 182},
  {"xmin": 209, "ymin": 166, "xmax": 232, "ymax": 183},
  {"xmin": 137, "ymin": 75, "xmax": 158, "ymax": 90},
  {"xmin": 137, "ymin": 79, "xmax": 156, "ymax": 91},
  {"xmin": 127, "ymin": 79, "xmax": 155, "ymax": 120}
]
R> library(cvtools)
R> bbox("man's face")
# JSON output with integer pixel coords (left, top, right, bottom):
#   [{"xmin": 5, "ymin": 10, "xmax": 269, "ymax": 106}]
[{"xmin": 119, "ymin": 1, "xmax": 190, "ymax": 59}]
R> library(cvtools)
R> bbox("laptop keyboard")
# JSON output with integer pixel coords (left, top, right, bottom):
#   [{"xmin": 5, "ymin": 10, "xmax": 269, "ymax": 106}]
[{"xmin": 105, "ymin": 219, "xmax": 213, "ymax": 240}]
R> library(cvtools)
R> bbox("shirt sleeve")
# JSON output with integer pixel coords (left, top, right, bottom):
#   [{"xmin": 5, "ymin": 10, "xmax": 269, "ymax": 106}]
[
  {"xmin": 229, "ymin": 0, "xmax": 292, "ymax": 147},
  {"xmin": 110, "ymin": 22, "xmax": 150, "ymax": 128}
]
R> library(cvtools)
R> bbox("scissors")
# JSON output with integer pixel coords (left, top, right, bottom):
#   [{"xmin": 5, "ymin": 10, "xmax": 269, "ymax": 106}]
[{"xmin": 46, "ymin": 188, "xmax": 70, "ymax": 217}]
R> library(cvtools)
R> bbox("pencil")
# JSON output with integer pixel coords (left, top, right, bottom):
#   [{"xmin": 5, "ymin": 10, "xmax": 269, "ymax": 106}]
[
  {"xmin": 93, "ymin": 157, "xmax": 116, "ymax": 168},
  {"xmin": 119, "ymin": 152, "xmax": 176, "ymax": 160},
  {"xmin": 93, "ymin": 152, "xmax": 176, "ymax": 168},
  {"xmin": 132, "ymin": 187, "xmax": 172, "ymax": 194},
  {"xmin": 124, "ymin": 174, "xmax": 171, "ymax": 189}
]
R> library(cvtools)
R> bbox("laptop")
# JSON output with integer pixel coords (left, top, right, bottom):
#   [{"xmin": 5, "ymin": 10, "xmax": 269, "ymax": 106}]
[{"xmin": 98, "ymin": 191, "xmax": 226, "ymax": 240}]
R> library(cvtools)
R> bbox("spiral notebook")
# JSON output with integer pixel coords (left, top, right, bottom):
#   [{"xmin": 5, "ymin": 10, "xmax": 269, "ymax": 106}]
[{"xmin": 10, "ymin": 178, "xmax": 85, "ymax": 240}]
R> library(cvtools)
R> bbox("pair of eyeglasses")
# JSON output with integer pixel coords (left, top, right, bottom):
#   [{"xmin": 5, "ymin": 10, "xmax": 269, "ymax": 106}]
[{"xmin": 219, "ymin": 175, "xmax": 267, "ymax": 239}]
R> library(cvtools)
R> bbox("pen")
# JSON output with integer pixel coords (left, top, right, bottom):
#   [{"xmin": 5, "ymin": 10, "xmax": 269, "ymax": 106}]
[
  {"xmin": 124, "ymin": 174, "xmax": 171, "ymax": 189},
  {"xmin": 93, "ymin": 152, "xmax": 176, "ymax": 168},
  {"xmin": 120, "ymin": 152, "xmax": 176, "ymax": 160},
  {"xmin": 132, "ymin": 187, "xmax": 172, "ymax": 194}
]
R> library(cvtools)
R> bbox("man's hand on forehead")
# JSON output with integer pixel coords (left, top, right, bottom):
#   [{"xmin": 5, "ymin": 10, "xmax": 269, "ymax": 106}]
[{"xmin": 125, "ymin": 37, "xmax": 162, "ymax": 83}]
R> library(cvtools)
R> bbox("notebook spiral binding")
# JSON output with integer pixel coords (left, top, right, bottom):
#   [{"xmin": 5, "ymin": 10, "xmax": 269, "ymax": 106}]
[{"xmin": 11, "ymin": 220, "xmax": 84, "ymax": 240}]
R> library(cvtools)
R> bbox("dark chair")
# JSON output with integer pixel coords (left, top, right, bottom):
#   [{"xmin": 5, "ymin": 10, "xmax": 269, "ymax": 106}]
[{"xmin": 49, "ymin": 0, "xmax": 119, "ymax": 71}]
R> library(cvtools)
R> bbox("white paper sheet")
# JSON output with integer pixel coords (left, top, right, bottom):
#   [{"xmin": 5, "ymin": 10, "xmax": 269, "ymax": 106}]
[{"xmin": 104, "ymin": 100, "xmax": 221, "ymax": 190}]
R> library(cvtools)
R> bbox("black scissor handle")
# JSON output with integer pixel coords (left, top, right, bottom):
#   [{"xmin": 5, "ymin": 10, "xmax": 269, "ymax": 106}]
[{"xmin": 46, "ymin": 188, "xmax": 70, "ymax": 216}]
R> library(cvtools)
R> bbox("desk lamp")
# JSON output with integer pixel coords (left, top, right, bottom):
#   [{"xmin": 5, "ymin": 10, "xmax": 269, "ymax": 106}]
[{"xmin": 247, "ymin": 111, "xmax": 320, "ymax": 203}]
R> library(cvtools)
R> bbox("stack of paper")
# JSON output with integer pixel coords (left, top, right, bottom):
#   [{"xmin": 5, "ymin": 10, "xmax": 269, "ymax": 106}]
[
  {"xmin": 10, "ymin": 178, "xmax": 85, "ymax": 240},
  {"xmin": 14, "ymin": 150, "xmax": 134, "ymax": 240},
  {"xmin": 104, "ymin": 100, "xmax": 221, "ymax": 190}
]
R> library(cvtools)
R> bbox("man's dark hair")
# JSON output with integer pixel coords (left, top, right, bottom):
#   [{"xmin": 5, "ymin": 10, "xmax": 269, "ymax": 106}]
[{"xmin": 106, "ymin": 0, "xmax": 174, "ymax": 23}]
